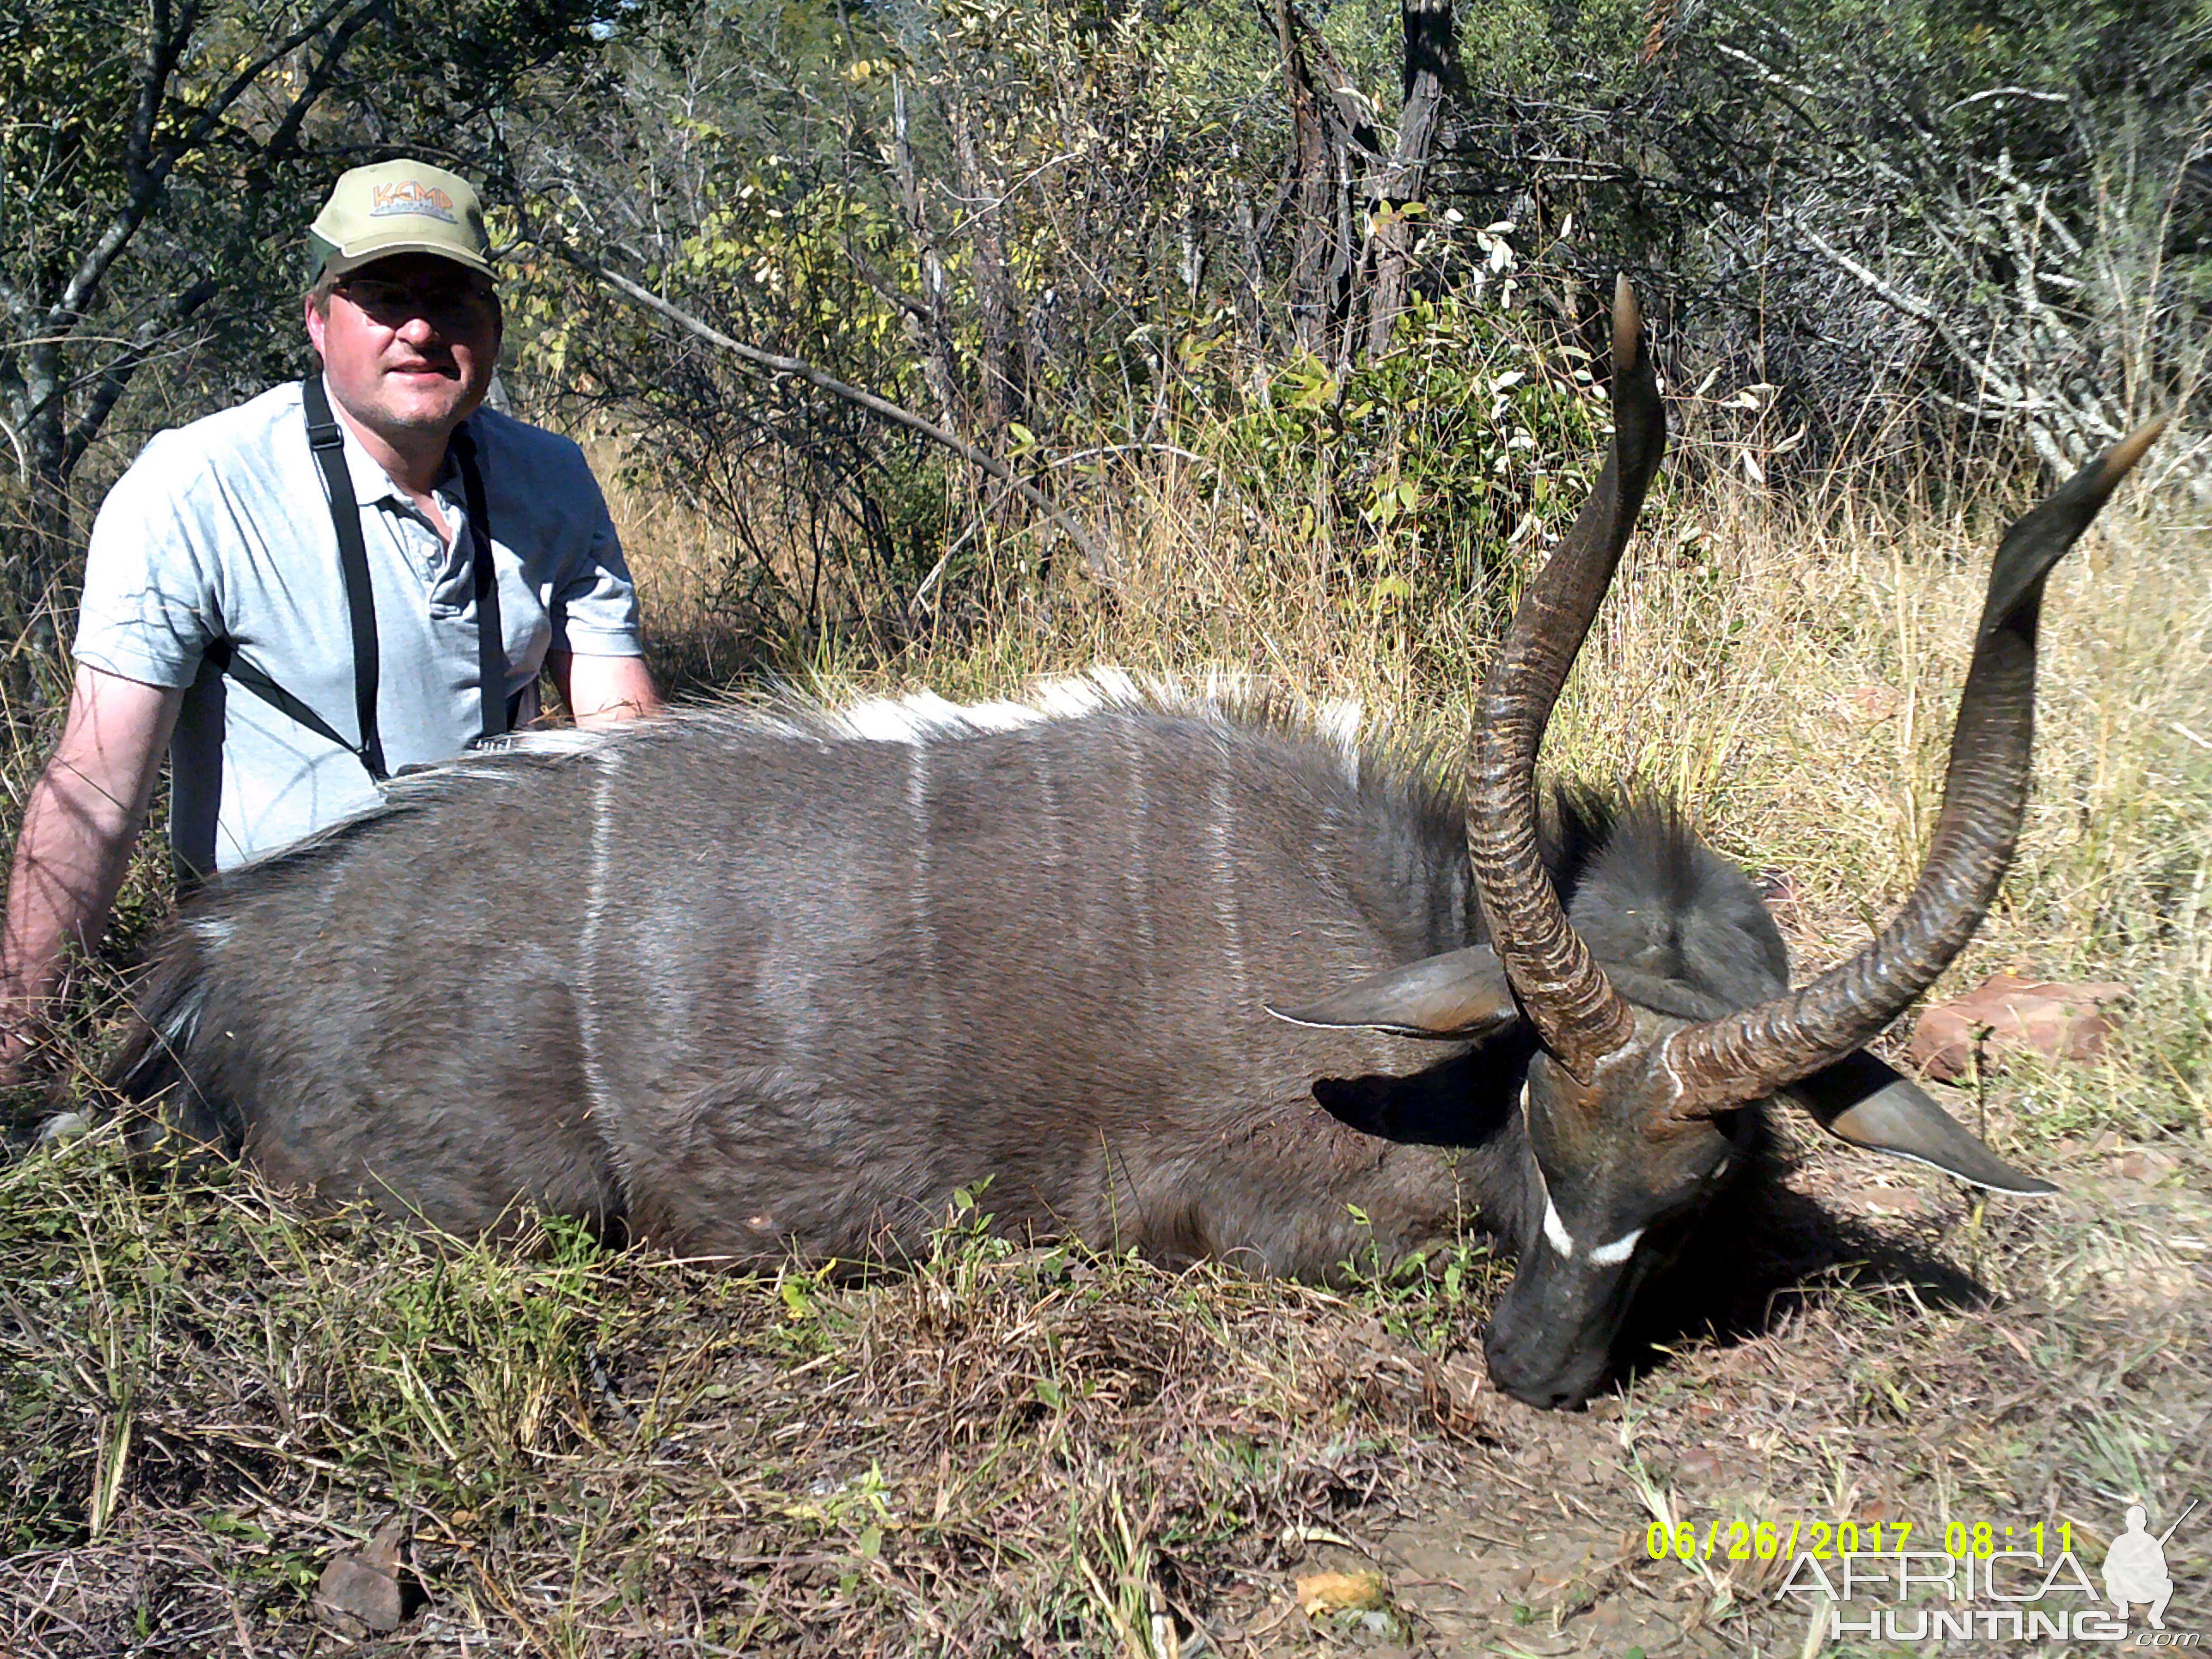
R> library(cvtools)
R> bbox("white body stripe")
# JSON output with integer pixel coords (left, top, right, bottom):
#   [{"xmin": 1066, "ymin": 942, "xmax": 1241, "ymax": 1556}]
[
  {"xmin": 578, "ymin": 745, "xmax": 622, "ymax": 1186},
  {"xmin": 1208, "ymin": 769, "xmax": 1249, "ymax": 1008},
  {"xmin": 908, "ymin": 744, "xmax": 942, "ymax": 1062}
]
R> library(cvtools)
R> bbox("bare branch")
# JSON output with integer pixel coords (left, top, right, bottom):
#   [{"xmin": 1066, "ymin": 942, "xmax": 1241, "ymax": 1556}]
[
  {"xmin": 62, "ymin": 279, "xmax": 220, "ymax": 475},
  {"xmin": 55, "ymin": 0, "xmax": 386, "ymax": 327},
  {"xmin": 1793, "ymin": 216, "xmax": 2033, "ymax": 406},
  {"xmin": 544, "ymin": 239, "xmax": 1119, "ymax": 586},
  {"xmin": 262, "ymin": 0, "xmax": 392, "ymax": 163}
]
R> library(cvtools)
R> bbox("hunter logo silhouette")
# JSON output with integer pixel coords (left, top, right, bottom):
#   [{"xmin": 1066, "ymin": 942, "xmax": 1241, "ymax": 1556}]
[{"xmin": 2103, "ymin": 1500, "xmax": 2194, "ymax": 1630}]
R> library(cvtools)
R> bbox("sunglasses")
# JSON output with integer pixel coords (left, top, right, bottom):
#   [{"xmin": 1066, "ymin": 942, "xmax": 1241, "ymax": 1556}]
[{"xmin": 333, "ymin": 273, "xmax": 497, "ymax": 326}]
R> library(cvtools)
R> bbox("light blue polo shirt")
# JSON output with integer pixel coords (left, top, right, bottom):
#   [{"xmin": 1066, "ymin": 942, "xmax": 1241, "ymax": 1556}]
[{"xmin": 75, "ymin": 378, "xmax": 645, "ymax": 876}]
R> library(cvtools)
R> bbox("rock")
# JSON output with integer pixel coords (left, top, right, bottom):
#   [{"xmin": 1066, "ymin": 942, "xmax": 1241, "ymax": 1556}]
[
  {"xmin": 315, "ymin": 1516, "xmax": 410, "ymax": 1636},
  {"xmin": 1907, "ymin": 974, "xmax": 2130, "ymax": 1082},
  {"xmin": 37, "ymin": 1111, "xmax": 93, "ymax": 1144},
  {"xmin": 2115, "ymin": 1149, "xmax": 2175, "ymax": 1183}
]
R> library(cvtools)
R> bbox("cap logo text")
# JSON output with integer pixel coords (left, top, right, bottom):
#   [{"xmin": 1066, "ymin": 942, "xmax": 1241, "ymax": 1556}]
[{"xmin": 368, "ymin": 181, "xmax": 457, "ymax": 223}]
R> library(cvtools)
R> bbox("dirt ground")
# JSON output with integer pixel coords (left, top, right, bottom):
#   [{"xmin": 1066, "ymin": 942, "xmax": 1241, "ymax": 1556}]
[{"xmin": 1217, "ymin": 1125, "xmax": 2211, "ymax": 1657}]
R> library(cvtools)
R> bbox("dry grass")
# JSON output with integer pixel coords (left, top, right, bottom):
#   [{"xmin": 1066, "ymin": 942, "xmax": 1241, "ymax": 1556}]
[{"xmin": 2, "ymin": 432, "xmax": 2207, "ymax": 1654}]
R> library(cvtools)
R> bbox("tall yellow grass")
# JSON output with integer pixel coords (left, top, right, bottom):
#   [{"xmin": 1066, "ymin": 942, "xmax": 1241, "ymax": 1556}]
[{"xmin": 607, "ymin": 448, "xmax": 2211, "ymax": 1128}]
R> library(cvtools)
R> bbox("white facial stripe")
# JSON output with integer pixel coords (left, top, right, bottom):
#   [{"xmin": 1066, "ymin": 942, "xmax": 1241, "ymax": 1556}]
[
  {"xmin": 1542, "ymin": 1197, "xmax": 1575, "ymax": 1258},
  {"xmin": 1587, "ymin": 1227, "xmax": 1645, "ymax": 1267},
  {"xmin": 1525, "ymin": 1084, "xmax": 1575, "ymax": 1258}
]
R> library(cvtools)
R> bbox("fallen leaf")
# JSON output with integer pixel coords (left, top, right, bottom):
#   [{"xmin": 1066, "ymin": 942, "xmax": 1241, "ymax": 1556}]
[
  {"xmin": 1677, "ymin": 1446, "xmax": 1723, "ymax": 1479},
  {"xmin": 1840, "ymin": 684, "xmax": 1902, "ymax": 722},
  {"xmin": 1297, "ymin": 1568, "xmax": 1389, "ymax": 1616}
]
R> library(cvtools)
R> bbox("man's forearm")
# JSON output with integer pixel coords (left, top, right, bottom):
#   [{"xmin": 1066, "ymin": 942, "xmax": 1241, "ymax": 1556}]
[
  {"xmin": 0, "ymin": 667, "xmax": 180, "ymax": 1069},
  {"xmin": 0, "ymin": 761, "xmax": 151, "ymax": 1057},
  {"xmin": 559, "ymin": 649, "xmax": 662, "ymax": 726}
]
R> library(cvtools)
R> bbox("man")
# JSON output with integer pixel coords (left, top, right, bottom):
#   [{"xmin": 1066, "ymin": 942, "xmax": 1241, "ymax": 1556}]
[{"xmin": 0, "ymin": 158, "xmax": 659, "ymax": 1073}]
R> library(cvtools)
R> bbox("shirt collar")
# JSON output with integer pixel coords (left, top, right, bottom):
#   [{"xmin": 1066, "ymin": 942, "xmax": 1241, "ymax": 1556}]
[{"xmin": 313, "ymin": 375, "xmax": 474, "ymax": 508}]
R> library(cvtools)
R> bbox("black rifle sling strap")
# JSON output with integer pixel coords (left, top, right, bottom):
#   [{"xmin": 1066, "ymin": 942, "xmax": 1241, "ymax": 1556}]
[
  {"xmin": 208, "ymin": 375, "xmax": 513, "ymax": 781},
  {"xmin": 205, "ymin": 376, "xmax": 386, "ymax": 779},
  {"xmin": 447, "ymin": 422, "xmax": 517, "ymax": 743}
]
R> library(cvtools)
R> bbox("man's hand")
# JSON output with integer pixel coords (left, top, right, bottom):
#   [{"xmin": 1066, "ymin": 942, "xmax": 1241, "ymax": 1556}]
[{"xmin": 0, "ymin": 666, "xmax": 182, "ymax": 1078}]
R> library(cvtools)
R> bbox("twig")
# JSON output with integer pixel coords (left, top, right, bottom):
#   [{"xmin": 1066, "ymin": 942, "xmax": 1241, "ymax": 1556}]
[{"xmin": 1945, "ymin": 86, "xmax": 2070, "ymax": 116}]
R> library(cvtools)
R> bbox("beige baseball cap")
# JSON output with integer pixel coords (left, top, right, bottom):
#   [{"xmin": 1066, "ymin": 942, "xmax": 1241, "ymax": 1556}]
[{"xmin": 307, "ymin": 159, "xmax": 493, "ymax": 283}]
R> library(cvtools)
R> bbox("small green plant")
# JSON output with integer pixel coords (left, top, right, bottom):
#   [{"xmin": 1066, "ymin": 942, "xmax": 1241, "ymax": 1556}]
[{"xmin": 1335, "ymin": 1204, "xmax": 1500, "ymax": 1355}]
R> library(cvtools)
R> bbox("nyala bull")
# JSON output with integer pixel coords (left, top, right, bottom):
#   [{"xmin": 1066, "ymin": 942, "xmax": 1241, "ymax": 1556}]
[{"xmin": 113, "ymin": 282, "xmax": 2155, "ymax": 1407}]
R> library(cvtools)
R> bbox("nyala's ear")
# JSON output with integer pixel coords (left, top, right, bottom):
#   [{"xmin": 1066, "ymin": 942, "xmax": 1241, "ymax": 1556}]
[
  {"xmin": 1786, "ymin": 1051, "xmax": 2058, "ymax": 1196},
  {"xmin": 1267, "ymin": 946, "xmax": 1519, "ymax": 1040}
]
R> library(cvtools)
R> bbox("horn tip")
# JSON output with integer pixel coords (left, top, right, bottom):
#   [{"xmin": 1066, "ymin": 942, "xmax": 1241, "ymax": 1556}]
[
  {"xmin": 1611, "ymin": 275, "xmax": 1642, "ymax": 372},
  {"xmin": 2100, "ymin": 416, "xmax": 2165, "ymax": 490}
]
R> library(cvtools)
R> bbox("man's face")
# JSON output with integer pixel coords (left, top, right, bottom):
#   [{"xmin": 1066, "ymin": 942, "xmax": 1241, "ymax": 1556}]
[{"xmin": 305, "ymin": 253, "xmax": 501, "ymax": 448}]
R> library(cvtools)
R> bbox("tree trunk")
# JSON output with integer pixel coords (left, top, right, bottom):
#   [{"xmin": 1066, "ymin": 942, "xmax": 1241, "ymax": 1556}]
[
  {"xmin": 1269, "ymin": 0, "xmax": 1400, "ymax": 368},
  {"xmin": 1274, "ymin": 0, "xmax": 1348, "ymax": 360},
  {"xmin": 0, "ymin": 339, "xmax": 74, "ymax": 704},
  {"xmin": 1362, "ymin": 0, "xmax": 1453, "ymax": 361},
  {"xmin": 948, "ymin": 100, "xmax": 1026, "ymax": 449},
  {"xmin": 890, "ymin": 78, "xmax": 962, "ymax": 436}
]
